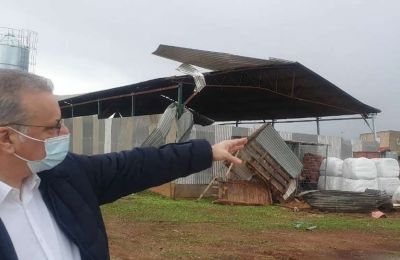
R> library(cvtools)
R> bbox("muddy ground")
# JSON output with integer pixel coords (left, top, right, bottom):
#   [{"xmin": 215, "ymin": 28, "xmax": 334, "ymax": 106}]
[{"xmin": 105, "ymin": 215, "xmax": 400, "ymax": 260}]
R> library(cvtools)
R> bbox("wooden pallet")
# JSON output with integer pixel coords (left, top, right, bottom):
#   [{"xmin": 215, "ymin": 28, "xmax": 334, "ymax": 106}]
[{"xmin": 230, "ymin": 124, "xmax": 297, "ymax": 202}]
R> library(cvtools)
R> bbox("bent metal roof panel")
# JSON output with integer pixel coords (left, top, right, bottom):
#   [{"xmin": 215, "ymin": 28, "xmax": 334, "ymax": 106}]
[{"xmin": 59, "ymin": 45, "xmax": 380, "ymax": 125}]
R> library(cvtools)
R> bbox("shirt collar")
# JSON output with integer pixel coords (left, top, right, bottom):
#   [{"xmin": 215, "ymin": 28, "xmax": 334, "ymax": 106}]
[
  {"xmin": 24, "ymin": 172, "xmax": 41, "ymax": 191},
  {"xmin": 0, "ymin": 180, "xmax": 13, "ymax": 205},
  {"xmin": 0, "ymin": 173, "xmax": 41, "ymax": 205}
]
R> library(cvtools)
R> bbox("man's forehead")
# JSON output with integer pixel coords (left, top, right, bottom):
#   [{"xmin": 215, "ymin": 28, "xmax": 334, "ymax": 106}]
[{"xmin": 20, "ymin": 90, "xmax": 61, "ymax": 123}]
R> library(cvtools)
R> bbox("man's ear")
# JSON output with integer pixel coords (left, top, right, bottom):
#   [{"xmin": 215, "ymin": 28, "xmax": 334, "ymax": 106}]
[{"xmin": 0, "ymin": 127, "xmax": 16, "ymax": 154}]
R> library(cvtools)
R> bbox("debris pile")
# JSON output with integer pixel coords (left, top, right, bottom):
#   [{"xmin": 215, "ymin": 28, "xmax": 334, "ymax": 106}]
[
  {"xmin": 218, "ymin": 124, "xmax": 303, "ymax": 204},
  {"xmin": 300, "ymin": 189, "xmax": 393, "ymax": 213}
]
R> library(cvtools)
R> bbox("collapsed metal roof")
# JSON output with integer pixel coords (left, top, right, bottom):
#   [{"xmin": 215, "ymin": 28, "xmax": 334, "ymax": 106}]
[
  {"xmin": 152, "ymin": 44, "xmax": 292, "ymax": 70},
  {"xmin": 59, "ymin": 45, "xmax": 380, "ymax": 125}
]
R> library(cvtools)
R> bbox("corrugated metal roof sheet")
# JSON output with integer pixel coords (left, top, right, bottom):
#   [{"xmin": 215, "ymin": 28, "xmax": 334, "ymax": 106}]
[
  {"xmin": 255, "ymin": 125, "xmax": 303, "ymax": 178},
  {"xmin": 59, "ymin": 45, "xmax": 380, "ymax": 123},
  {"xmin": 141, "ymin": 104, "xmax": 176, "ymax": 147},
  {"xmin": 176, "ymin": 63, "xmax": 206, "ymax": 92},
  {"xmin": 301, "ymin": 189, "xmax": 392, "ymax": 213},
  {"xmin": 153, "ymin": 44, "xmax": 292, "ymax": 71},
  {"xmin": 175, "ymin": 125, "xmax": 215, "ymax": 184}
]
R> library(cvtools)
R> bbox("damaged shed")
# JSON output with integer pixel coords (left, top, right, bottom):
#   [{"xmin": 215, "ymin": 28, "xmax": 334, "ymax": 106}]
[
  {"xmin": 59, "ymin": 45, "xmax": 380, "ymax": 123},
  {"xmin": 58, "ymin": 45, "xmax": 381, "ymax": 199}
]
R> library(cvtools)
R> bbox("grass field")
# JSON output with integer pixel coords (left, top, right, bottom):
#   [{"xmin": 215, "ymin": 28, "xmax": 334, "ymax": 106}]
[
  {"xmin": 101, "ymin": 192, "xmax": 400, "ymax": 259},
  {"xmin": 101, "ymin": 191, "xmax": 400, "ymax": 232}
]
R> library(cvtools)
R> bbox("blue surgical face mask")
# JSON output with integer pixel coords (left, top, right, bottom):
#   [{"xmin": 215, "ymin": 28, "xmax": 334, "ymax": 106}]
[{"xmin": 9, "ymin": 128, "xmax": 70, "ymax": 174}]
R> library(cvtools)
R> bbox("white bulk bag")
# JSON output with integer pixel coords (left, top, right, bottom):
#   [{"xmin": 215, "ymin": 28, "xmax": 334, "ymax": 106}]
[
  {"xmin": 392, "ymin": 186, "xmax": 400, "ymax": 204},
  {"xmin": 342, "ymin": 158, "xmax": 377, "ymax": 180},
  {"xmin": 342, "ymin": 178, "xmax": 378, "ymax": 192},
  {"xmin": 377, "ymin": 177, "xmax": 400, "ymax": 195},
  {"xmin": 372, "ymin": 158, "xmax": 400, "ymax": 178},
  {"xmin": 319, "ymin": 157, "xmax": 343, "ymax": 177},
  {"xmin": 318, "ymin": 176, "xmax": 343, "ymax": 190}
]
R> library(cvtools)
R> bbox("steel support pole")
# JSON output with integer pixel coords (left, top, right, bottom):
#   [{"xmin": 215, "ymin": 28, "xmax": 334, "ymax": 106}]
[
  {"xmin": 291, "ymin": 71, "xmax": 296, "ymax": 97},
  {"xmin": 131, "ymin": 95, "xmax": 135, "ymax": 117},
  {"xmin": 324, "ymin": 144, "xmax": 329, "ymax": 190},
  {"xmin": 371, "ymin": 114, "xmax": 377, "ymax": 141},
  {"xmin": 177, "ymin": 83, "xmax": 183, "ymax": 119},
  {"xmin": 64, "ymin": 101, "xmax": 74, "ymax": 118}
]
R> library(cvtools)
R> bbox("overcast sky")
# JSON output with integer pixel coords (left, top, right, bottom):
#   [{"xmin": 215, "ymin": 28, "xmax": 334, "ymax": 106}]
[{"xmin": 2, "ymin": 0, "xmax": 399, "ymax": 139}]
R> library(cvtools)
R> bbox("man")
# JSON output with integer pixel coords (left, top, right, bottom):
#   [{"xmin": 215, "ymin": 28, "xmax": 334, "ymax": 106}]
[{"xmin": 0, "ymin": 69, "xmax": 247, "ymax": 260}]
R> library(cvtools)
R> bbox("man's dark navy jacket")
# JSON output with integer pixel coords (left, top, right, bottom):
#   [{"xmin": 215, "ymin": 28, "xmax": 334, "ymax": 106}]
[{"xmin": 0, "ymin": 139, "xmax": 213, "ymax": 260}]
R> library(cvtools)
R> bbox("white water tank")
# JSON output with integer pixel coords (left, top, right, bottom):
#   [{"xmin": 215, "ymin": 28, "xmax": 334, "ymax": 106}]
[{"xmin": 0, "ymin": 27, "xmax": 37, "ymax": 71}]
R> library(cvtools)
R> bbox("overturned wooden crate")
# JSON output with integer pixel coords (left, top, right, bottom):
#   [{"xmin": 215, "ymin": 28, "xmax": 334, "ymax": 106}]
[{"xmin": 229, "ymin": 124, "xmax": 303, "ymax": 203}]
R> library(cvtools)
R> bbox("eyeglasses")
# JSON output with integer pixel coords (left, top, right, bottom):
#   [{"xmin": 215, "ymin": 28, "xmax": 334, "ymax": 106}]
[{"xmin": 5, "ymin": 118, "xmax": 64, "ymax": 136}]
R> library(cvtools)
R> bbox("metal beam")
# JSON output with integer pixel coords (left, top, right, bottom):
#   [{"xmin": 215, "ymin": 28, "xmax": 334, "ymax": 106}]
[
  {"xmin": 291, "ymin": 71, "xmax": 296, "ymax": 97},
  {"xmin": 131, "ymin": 95, "xmax": 135, "ymax": 117},
  {"xmin": 177, "ymin": 83, "xmax": 183, "ymax": 119},
  {"xmin": 216, "ymin": 115, "xmax": 374, "ymax": 125}
]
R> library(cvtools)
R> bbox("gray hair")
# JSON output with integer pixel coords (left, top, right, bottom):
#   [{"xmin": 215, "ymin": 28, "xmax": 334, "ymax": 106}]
[{"xmin": 0, "ymin": 69, "xmax": 54, "ymax": 130}]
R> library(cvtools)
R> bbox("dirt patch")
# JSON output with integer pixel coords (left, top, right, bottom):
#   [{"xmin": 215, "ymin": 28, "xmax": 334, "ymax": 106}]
[{"xmin": 105, "ymin": 217, "xmax": 400, "ymax": 260}]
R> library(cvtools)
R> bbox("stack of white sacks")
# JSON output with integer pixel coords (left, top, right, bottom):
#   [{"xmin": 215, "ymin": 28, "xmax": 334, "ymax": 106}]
[
  {"xmin": 342, "ymin": 158, "xmax": 379, "ymax": 192},
  {"xmin": 374, "ymin": 158, "xmax": 400, "ymax": 195},
  {"xmin": 318, "ymin": 157, "xmax": 400, "ymax": 196},
  {"xmin": 317, "ymin": 157, "xmax": 343, "ymax": 190}
]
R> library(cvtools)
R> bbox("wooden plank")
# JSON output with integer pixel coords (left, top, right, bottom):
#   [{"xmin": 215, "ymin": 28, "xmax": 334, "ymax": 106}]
[
  {"xmin": 244, "ymin": 147, "xmax": 289, "ymax": 188},
  {"xmin": 249, "ymin": 142, "xmax": 292, "ymax": 182},
  {"xmin": 246, "ymin": 160, "xmax": 286, "ymax": 193},
  {"xmin": 244, "ymin": 144, "xmax": 290, "ymax": 186},
  {"xmin": 197, "ymin": 151, "xmax": 239, "ymax": 201},
  {"xmin": 217, "ymin": 180, "xmax": 271, "ymax": 205},
  {"xmin": 240, "ymin": 147, "xmax": 289, "ymax": 195}
]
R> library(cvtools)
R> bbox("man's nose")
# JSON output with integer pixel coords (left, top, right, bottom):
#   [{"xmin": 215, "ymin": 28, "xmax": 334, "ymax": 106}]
[{"xmin": 59, "ymin": 125, "xmax": 70, "ymax": 136}]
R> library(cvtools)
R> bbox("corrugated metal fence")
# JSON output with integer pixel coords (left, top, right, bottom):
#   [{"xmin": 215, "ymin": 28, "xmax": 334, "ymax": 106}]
[{"xmin": 65, "ymin": 115, "xmax": 351, "ymax": 185}]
